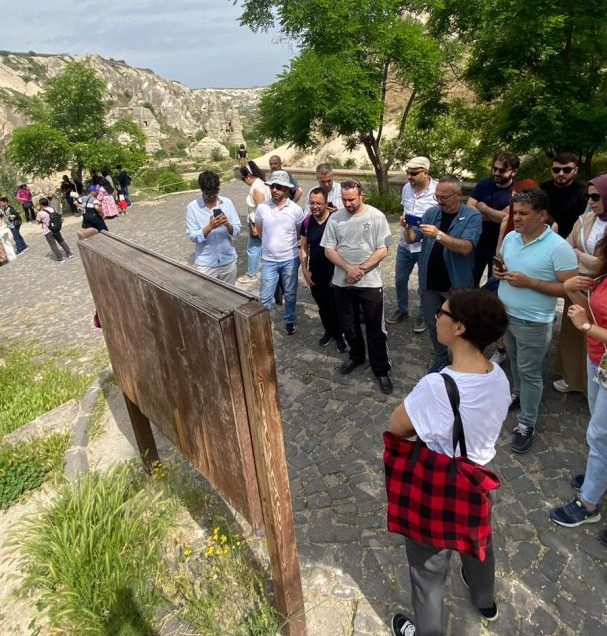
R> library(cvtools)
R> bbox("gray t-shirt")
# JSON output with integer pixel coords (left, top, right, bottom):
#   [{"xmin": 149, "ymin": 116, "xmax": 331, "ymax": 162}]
[{"xmin": 320, "ymin": 205, "xmax": 392, "ymax": 288}]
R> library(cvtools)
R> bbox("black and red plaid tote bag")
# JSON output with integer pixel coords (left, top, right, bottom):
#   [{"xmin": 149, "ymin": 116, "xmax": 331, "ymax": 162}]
[{"xmin": 383, "ymin": 373, "xmax": 501, "ymax": 561}]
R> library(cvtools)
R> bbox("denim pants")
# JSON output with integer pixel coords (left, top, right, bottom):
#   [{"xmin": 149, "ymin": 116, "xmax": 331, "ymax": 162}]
[
  {"xmin": 405, "ymin": 537, "xmax": 495, "ymax": 636},
  {"xmin": 395, "ymin": 245, "xmax": 423, "ymax": 318},
  {"xmin": 259, "ymin": 257, "xmax": 299, "ymax": 324},
  {"xmin": 421, "ymin": 290, "xmax": 450, "ymax": 366},
  {"xmin": 473, "ymin": 244, "xmax": 496, "ymax": 286},
  {"xmin": 10, "ymin": 226, "xmax": 27, "ymax": 252},
  {"xmin": 580, "ymin": 357, "xmax": 607, "ymax": 505},
  {"xmin": 246, "ymin": 236, "xmax": 262, "ymax": 276},
  {"xmin": 504, "ymin": 315, "xmax": 553, "ymax": 429}
]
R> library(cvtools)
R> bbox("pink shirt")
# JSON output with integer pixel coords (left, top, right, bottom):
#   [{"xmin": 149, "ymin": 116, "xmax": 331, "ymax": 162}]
[
  {"xmin": 17, "ymin": 188, "xmax": 32, "ymax": 203},
  {"xmin": 589, "ymin": 277, "xmax": 607, "ymax": 365},
  {"xmin": 36, "ymin": 208, "xmax": 52, "ymax": 235}
]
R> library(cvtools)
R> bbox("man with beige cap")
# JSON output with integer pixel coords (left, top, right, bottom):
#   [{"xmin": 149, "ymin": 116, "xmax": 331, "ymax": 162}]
[{"xmin": 386, "ymin": 157, "xmax": 437, "ymax": 332}]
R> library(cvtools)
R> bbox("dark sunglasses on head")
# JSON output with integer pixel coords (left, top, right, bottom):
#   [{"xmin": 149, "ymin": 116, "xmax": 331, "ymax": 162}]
[
  {"xmin": 552, "ymin": 166, "xmax": 574, "ymax": 174},
  {"xmin": 586, "ymin": 192, "xmax": 602, "ymax": 202}
]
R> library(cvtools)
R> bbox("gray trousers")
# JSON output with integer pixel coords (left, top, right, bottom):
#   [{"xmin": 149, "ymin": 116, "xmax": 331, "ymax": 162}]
[
  {"xmin": 45, "ymin": 231, "xmax": 72, "ymax": 261},
  {"xmin": 421, "ymin": 289, "xmax": 450, "ymax": 365},
  {"xmin": 405, "ymin": 537, "xmax": 495, "ymax": 636}
]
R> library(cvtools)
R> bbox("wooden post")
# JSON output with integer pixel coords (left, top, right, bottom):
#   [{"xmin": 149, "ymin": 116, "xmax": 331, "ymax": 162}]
[
  {"xmin": 234, "ymin": 304, "xmax": 306, "ymax": 636},
  {"xmin": 123, "ymin": 392, "xmax": 160, "ymax": 472}
]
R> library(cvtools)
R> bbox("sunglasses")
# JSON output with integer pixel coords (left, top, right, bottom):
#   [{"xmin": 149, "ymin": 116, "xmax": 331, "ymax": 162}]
[
  {"xmin": 407, "ymin": 170, "xmax": 425, "ymax": 177},
  {"xmin": 586, "ymin": 192, "xmax": 602, "ymax": 203},
  {"xmin": 435, "ymin": 308, "xmax": 457, "ymax": 321},
  {"xmin": 552, "ymin": 166, "xmax": 574, "ymax": 174}
]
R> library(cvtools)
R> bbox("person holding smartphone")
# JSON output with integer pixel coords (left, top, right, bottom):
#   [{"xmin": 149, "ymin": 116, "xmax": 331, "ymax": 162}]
[{"xmin": 185, "ymin": 171, "xmax": 241, "ymax": 284}]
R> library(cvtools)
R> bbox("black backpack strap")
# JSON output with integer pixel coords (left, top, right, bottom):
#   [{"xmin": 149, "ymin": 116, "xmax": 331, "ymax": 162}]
[{"xmin": 440, "ymin": 373, "xmax": 468, "ymax": 460}]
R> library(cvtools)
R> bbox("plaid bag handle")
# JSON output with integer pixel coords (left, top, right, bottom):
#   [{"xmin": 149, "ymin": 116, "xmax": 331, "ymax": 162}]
[{"xmin": 440, "ymin": 373, "xmax": 468, "ymax": 460}]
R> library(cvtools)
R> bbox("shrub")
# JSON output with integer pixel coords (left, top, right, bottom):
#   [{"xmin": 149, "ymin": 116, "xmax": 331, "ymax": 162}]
[
  {"xmin": 364, "ymin": 186, "xmax": 403, "ymax": 216},
  {"xmin": 0, "ymin": 433, "xmax": 70, "ymax": 509},
  {"xmin": 157, "ymin": 170, "xmax": 188, "ymax": 194},
  {"xmin": 343, "ymin": 158, "xmax": 357, "ymax": 169}
]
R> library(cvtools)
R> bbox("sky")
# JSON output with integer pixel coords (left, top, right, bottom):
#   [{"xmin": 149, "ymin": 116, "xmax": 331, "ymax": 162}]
[{"xmin": 0, "ymin": 0, "xmax": 295, "ymax": 88}]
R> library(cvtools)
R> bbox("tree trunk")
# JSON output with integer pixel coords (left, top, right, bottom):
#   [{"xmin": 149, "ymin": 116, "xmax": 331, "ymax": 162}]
[
  {"xmin": 361, "ymin": 135, "xmax": 390, "ymax": 195},
  {"xmin": 579, "ymin": 152, "xmax": 593, "ymax": 180}
]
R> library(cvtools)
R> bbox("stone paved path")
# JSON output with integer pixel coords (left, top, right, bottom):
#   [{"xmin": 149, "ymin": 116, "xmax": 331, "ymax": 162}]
[{"xmin": 1, "ymin": 181, "xmax": 605, "ymax": 635}]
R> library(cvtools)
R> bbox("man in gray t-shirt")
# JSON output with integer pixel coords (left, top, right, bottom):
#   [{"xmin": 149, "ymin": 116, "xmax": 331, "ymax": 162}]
[{"xmin": 321, "ymin": 181, "xmax": 394, "ymax": 394}]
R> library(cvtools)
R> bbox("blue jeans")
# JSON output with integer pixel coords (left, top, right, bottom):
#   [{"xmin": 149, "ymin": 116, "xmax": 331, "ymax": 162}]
[
  {"xmin": 504, "ymin": 316, "xmax": 553, "ymax": 429},
  {"xmin": 395, "ymin": 245, "xmax": 422, "ymax": 317},
  {"xmin": 10, "ymin": 226, "xmax": 27, "ymax": 252},
  {"xmin": 580, "ymin": 358, "xmax": 607, "ymax": 505},
  {"xmin": 260, "ymin": 257, "xmax": 299, "ymax": 325},
  {"xmin": 246, "ymin": 236, "xmax": 262, "ymax": 276},
  {"xmin": 122, "ymin": 185, "xmax": 131, "ymax": 206}
]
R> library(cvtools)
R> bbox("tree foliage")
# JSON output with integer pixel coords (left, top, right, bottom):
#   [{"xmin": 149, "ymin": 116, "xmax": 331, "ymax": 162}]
[
  {"xmin": 432, "ymin": 0, "xmax": 607, "ymax": 175},
  {"xmin": 6, "ymin": 62, "xmax": 148, "ymax": 181},
  {"xmin": 238, "ymin": 0, "xmax": 448, "ymax": 193}
]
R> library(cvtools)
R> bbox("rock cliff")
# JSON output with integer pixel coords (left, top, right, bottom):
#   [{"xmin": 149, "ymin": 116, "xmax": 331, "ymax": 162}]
[{"xmin": 0, "ymin": 52, "xmax": 263, "ymax": 153}]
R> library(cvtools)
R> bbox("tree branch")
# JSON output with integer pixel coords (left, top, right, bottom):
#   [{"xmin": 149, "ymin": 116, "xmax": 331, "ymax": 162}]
[
  {"xmin": 386, "ymin": 87, "xmax": 417, "ymax": 169},
  {"xmin": 377, "ymin": 61, "xmax": 390, "ymax": 146}
]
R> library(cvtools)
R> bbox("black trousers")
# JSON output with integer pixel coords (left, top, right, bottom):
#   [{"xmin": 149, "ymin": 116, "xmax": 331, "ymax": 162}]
[
  {"xmin": 310, "ymin": 280, "xmax": 342, "ymax": 339},
  {"xmin": 334, "ymin": 286, "xmax": 390, "ymax": 376}
]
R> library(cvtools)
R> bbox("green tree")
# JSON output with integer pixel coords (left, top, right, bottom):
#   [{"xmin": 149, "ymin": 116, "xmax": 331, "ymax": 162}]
[
  {"xmin": 432, "ymin": 0, "xmax": 607, "ymax": 176},
  {"xmin": 238, "ymin": 0, "xmax": 448, "ymax": 194},
  {"xmin": 6, "ymin": 61, "xmax": 148, "ymax": 183}
]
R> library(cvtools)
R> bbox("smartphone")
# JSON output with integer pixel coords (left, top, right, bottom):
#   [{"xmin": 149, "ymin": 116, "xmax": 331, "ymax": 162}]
[
  {"xmin": 213, "ymin": 208, "xmax": 223, "ymax": 218},
  {"xmin": 493, "ymin": 255, "xmax": 505, "ymax": 273},
  {"xmin": 404, "ymin": 213, "xmax": 422, "ymax": 227}
]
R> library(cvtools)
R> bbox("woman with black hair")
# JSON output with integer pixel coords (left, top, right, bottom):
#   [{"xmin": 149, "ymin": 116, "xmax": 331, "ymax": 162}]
[{"xmin": 389, "ymin": 288, "xmax": 511, "ymax": 636}]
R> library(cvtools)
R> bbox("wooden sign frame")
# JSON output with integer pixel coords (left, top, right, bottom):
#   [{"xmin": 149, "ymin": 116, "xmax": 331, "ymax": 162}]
[{"xmin": 78, "ymin": 231, "xmax": 306, "ymax": 635}]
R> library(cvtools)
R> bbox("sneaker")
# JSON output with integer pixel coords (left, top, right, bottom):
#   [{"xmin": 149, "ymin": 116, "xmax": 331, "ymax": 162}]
[
  {"xmin": 511, "ymin": 423, "xmax": 535, "ymax": 453},
  {"xmin": 570, "ymin": 474, "xmax": 585, "ymax": 492},
  {"xmin": 237, "ymin": 273, "xmax": 257, "ymax": 283},
  {"xmin": 490, "ymin": 348, "xmax": 507, "ymax": 365},
  {"xmin": 553, "ymin": 379, "xmax": 573, "ymax": 393},
  {"xmin": 508, "ymin": 393, "xmax": 520, "ymax": 411},
  {"xmin": 460, "ymin": 567, "xmax": 499, "ymax": 621},
  {"xmin": 391, "ymin": 613, "xmax": 416, "ymax": 635},
  {"xmin": 386, "ymin": 309, "xmax": 408, "ymax": 324},
  {"xmin": 550, "ymin": 498, "xmax": 601, "ymax": 527},
  {"xmin": 335, "ymin": 337, "xmax": 350, "ymax": 354},
  {"xmin": 285, "ymin": 323, "xmax": 296, "ymax": 336},
  {"xmin": 17, "ymin": 246, "xmax": 29, "ymax": 255},
  {"xmin": 66, "ymin": 254, "xmax": 75, "ymax": 260},
  {"xmin": 413, "ymin": 317, "xmax": 426, "ymax": 333},
  {"xmin": 377, "ymin": 375, "xmax": 393, "ymax": 395},
  {"xmin": 318, "ymin": 332, "xmax": 332, "ymax": 347}
]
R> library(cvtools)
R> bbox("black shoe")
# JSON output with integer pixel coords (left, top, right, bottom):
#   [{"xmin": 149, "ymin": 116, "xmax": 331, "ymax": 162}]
[
  {"xmin": 570, "ymin": 473, "xmax": 585, "ymax": 492},
  {"xmin": 340, "ymin": 359, "xmax": 363, "ymax": 375},
  {"xmin": 460, "ymin": 567, "xmax": 499, "ymax": 621},
  {"xmin": 377, "ymin": 375, "xmax": 393, "ymax": 395},
  {"xmin": 318, "ymin": 332, "xmax": 332, "ymax": 347},
  {"xmin": 511, "ymin": 424, "xmax": 535, "ymax": 453},
  {"xmin": 335, "ymin": 337, "xmax": 350, "ymax": 354},
  {"xmin": 285, "ymin": 323, "xmax": 296, "ymax": 335},
  {"xmin": 391, "ymin": 613, "xmax": 416, "ymax": 635}
]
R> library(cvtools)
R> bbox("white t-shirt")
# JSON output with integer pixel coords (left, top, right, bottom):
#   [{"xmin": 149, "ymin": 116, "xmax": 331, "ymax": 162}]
[
  {"xmin": 255, "ymin": 199, "xmax": 305, "ymax": 261},
  {"xmin": 404, "ymin": 365, "xmax": 511, "ymax": 465},
  {"xmin": 246, "ymin": 178, "xmax": 271, "ymax": 223}
]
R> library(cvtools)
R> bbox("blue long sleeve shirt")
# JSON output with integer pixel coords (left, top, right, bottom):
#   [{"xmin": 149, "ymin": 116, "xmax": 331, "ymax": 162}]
[{"xmin": 185, "ymin": 195, "xmax": 241, "ymax": 268}]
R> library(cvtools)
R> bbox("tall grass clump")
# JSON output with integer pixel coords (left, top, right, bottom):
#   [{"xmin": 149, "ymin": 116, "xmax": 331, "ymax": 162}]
[
  {"xmin": 13, "ymin": 464, "xmax": 176, "ymax": 634},
  {"xmin": 0, "ymin": 344, "xmax": 90, "ymax": 437},
  {"xmin": 364, "ymin": 185, "xmax": 403, "ymax": 216}
]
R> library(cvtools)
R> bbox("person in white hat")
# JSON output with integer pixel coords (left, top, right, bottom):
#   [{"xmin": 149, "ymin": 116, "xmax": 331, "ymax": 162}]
[
  {"xmin": 386, "ymin": 156, "xmax": 437, "ymax": 332},
  {"xmin": 255, "ymin": 170, "xmax": 306, "ymax": 335}
]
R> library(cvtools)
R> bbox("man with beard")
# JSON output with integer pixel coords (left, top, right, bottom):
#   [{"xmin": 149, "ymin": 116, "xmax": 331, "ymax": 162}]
[
  {"xmin": 268, "ymin": 155, "xmax": 304, "ymax": 203},
  {"xmin": 255, "ymin": 170, "xmax": 306, "ymax": 335},
  {"xmin": 468, "ymin": 152, "xmax": 519, "ymax": 285},
  {"xmin": 321, "ymin": 181, "xmax": 393, "ymax": 394},
  {"xmin": 300, "ymin": 187, "xmax": 349, "ymax": 352},
  {"xmin": 540, "ymin": 152, "xmax": 587, "ymax": 240}
]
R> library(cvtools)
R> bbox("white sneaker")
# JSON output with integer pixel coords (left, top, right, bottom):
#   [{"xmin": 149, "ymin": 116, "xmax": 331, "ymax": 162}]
[
  {"xmin": 490, "ymin": 349, "xmax": 507, "ymax": 365},
  {"xmin": 237, "ymin": 274, "xmax": 257, "ymax": 283},
  {"xmin": 553, "ymin": 379, "xmax": 573, "ymax": 393}
]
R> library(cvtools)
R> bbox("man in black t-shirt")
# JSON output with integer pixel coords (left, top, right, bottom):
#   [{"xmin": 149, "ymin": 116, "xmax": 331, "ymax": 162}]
[
  {"xmin": 540, "ymin": 152, "xmax": 587, "ymax": 239},
  {"xmin": 300, "ymin": 188, "xmax": 349, "ymax": 353}
]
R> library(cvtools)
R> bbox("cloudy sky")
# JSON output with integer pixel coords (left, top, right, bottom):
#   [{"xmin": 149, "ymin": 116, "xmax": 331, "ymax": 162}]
[{"xmin": 0, "ymin": 0, "xmax": 295, "ymax": 88}]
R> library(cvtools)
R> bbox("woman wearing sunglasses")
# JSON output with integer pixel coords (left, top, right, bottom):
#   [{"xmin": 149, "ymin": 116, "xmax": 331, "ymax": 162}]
[
  {"xmin": 554, "ymin": 174, "xmax": 607, "ymax": 395},
  {"xmin": 550, "ymin": 173, "xmax": 607, "ymax": 542}
]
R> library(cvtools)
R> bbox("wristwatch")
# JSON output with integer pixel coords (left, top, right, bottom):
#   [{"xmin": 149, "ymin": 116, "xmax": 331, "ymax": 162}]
[
  {"xmin": 435, "ymin": 231, "xmax": 443, "ymax": 242},
  {"xmin": 581, "ymin": 322, "xmax": 592, "ymax": 333}
]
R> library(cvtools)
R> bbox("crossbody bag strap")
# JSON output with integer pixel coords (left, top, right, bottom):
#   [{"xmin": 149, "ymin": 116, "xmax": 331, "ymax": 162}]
[{"xmin": 440, "ymin": 373, "xmax": 468, "ymax": 459}]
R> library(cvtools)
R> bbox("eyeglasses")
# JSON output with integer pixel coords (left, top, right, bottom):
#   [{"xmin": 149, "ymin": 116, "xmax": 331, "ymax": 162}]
[
  {"xmin": 586, "ymin": 192, "xmax": 602, "ymax": 203},
  {"xmin": 552, "ymin": 166, "xmax": 574, "ymax": 174},
  {"xmin": 309, "ymin": 201, "xmax": 325, "ymax": 207},
  {"xmin": 492, "ymin": 166, "xmax": 510, "ymax": 174},
  {"xmin": 435, "ymin": 191, "xmax": 458, "ymax": 202},
  {"xmin": 436, "ymin": 308, "xmax": 457, "ymax": 321}
]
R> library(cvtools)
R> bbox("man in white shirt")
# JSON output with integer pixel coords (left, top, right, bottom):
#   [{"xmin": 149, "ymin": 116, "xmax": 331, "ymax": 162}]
[
  {"xmin": 386, "ymin": 157, "xmax": 437, "ymax": 333},
  {"xmin": 314, "ymin": 163, "xmax": 342, "ymax": 212},
  {"xmin": 255, "ymin": 171, "xmax": 306, "ymax": 335}
]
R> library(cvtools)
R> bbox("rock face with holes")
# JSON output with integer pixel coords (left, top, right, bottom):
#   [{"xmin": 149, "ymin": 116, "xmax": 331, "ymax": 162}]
[{"xmin": 0, "ymin": 52, "xmax": 263, "ymax": 153}]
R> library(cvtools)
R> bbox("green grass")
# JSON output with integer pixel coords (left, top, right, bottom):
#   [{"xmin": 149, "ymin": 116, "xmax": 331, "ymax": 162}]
[
  {"xmin": 0, "ymin": 343, "xmax": 91, "ymax": 437},
  {"xmin": 0, "ymin": 433, "xmax": 70, "ymax": 509},
  {"xmin": 13, "ymin": 463, "xmax": 176, "ymax": 635}
]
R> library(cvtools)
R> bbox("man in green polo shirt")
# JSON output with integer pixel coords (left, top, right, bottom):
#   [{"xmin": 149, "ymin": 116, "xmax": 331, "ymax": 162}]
[{"xmin": 495, "ymin": 189, "xmax": 578, "ymax": 453}]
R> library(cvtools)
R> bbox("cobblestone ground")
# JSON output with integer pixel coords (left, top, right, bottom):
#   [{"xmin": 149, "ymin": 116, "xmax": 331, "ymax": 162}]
[{"xmin": 1, "ymin": 181, "xmax": 604, "ymax": 635}]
